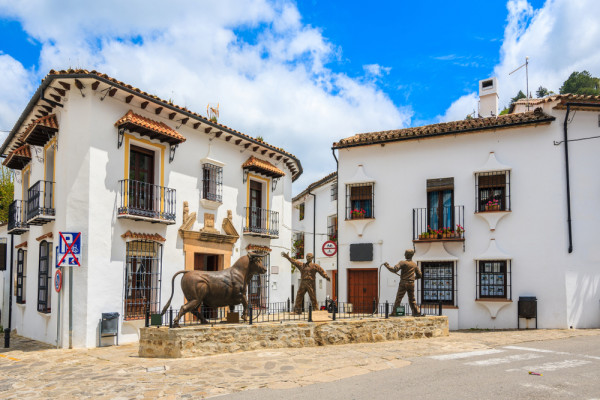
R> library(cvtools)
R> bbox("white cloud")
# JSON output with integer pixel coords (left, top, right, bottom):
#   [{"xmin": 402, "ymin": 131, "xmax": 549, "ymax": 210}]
[
  {"xmin": 440, "ymin": 0, "xmax": 600, "ymax": 119},
  {"xmin": 436, "ymin": 93, "xmax": 478, "ymax": 123},
  {"xmin": 0, "ymin": 0, "xmax": 411, "ymax": 192},
  {"xmin": 0, "ymin": 54, "xmax": 34, "ymax": 144},
  {"xmin": 363, "ymin": 64, "xmax": 391, "ymax": 77}
]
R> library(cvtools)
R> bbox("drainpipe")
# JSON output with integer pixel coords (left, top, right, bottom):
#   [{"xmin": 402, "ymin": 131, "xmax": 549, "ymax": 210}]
[
  {"xmin": 307, "ymin": 190, "xmax": 316, "ymax": 258},
  {"xmin": 4, "ymin": 233, "xmax": 14, "ymax": 348},
  {"xmin": 563, "ymin": 104, "xmax": 574, "ymax": 254},
  {"xmin": 332, "ymin": 148, "xmax": 339, "ymax": 300}
]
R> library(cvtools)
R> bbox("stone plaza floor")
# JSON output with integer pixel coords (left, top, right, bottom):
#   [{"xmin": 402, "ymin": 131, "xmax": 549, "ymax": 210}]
[{"xmin": 1, "ymin": 328, "xmax": 599, "ymax": 399}]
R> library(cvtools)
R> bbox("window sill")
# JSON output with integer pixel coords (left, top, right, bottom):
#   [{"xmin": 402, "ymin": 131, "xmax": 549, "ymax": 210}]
[
  {"xmin": 476, "ymin": 298, "xmax": 512, "ymax": 302},
  {"xmin": 200, "ymin": 198, "xmax": 222, "ymax": 210},
  {"xmin": 38, "ymin": 311, "xmax": 52, "ymax": 318}
]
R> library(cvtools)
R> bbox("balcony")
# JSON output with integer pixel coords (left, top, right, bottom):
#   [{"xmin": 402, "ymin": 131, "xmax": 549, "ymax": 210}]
[
  {"xmin": 118, "ymin": 179, "xmax": 176, "ymax": 224},
  {"xmin": 243, "ymin": 207, "xmax": 279, "ymax": 238},
  {"xmin": 8, "ymin": 200, "xmax": 29, "ymax": 234},
  {"xmin": 413, "ymin": 206, "xmax": 465, "ymax": 242},
  {"xmin": 27, "ymin": 180, "xmax": 55, "ymax": 225}
]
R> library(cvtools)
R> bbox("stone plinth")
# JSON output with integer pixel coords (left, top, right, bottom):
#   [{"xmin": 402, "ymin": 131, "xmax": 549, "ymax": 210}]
[{"xmin": 139, "ymin": 316, "xmax": 448, "ymax": 358}]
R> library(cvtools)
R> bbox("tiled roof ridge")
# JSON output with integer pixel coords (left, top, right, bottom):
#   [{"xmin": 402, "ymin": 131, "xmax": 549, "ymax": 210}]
[
  {"xmin": 293, "ymin": 171, "xmax": 337, "ymax": 202},
  {"xmin": 46, "ymin": 69, "xmax": 298, "ymax": 160},
  {"xmin": 114, "ymin": 110, "xmax": 186, "ymax": 142},
  {"xmin": 513, "ymin": 93, "xmax": 600, "ymax": 105},
  {"xmin": 333, "ymin": 108, "xmax": 555, "ymax": 149}
]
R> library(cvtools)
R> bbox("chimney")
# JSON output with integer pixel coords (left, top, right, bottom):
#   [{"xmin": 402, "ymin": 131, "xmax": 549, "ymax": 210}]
[{"xmin": 478, "ymin": 77, "xmax": 498, "ymax": 117}]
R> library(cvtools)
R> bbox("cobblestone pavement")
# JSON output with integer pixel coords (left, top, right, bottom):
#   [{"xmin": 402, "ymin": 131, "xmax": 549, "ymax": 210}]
[{"xmin": 1, "ymin": 329, "xmax": 599, "ymax": 399}]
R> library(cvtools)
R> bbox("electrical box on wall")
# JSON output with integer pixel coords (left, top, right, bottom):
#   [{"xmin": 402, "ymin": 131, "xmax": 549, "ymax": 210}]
[{"xmin": 350, "ymin": 243, "xmax": 373, "ymax": 261}]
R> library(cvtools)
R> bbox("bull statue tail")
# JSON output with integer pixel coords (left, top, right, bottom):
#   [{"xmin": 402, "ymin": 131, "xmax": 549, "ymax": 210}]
[{"xmin": 161, "ymin": 270, "xmax": 187, "ymax": 316}]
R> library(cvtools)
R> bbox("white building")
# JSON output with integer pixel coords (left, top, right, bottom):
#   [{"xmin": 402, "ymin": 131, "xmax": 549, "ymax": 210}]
[
  {"xmin": 0, "ymin": 69, "xmax": 302, "ymax": 347},
  {"xmin": 291, "ymin": 172, "xmax": 338, "ymax": 306},
  {"xmin": 332, "ymin": 78, "xmax": 600, "ymax": 330}
]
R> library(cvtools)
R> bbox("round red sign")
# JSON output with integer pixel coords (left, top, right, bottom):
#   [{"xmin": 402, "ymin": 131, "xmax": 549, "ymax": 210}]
[
  {"xmin": 322, "ymin": 240, "xmax": 337, "ymax": 257},
  {"xmin": 54, "ymin": 269, "xmax": 63, "ymax": 293}
]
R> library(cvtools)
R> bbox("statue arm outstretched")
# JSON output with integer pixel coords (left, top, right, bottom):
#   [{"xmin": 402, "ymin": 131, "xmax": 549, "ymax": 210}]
[
  {"xmin": 281, "ymin": 252, "xmax": 304, "ymax": 270},
  {"xmin": 316, "ymin": 264, "xmax": 330, "ymax": 281}
]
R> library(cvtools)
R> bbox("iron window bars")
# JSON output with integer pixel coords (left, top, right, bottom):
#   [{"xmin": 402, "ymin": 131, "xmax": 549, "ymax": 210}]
[
  {"xmin": 37, "ymin": 240, "xmax": 52, "ymax": 313},
  {"xmin": 418, "ymin": 261, "xmax": 457, "ymax": 306},
  {"xmin": 475, "ymin": 171, "xmax": 511, "ymax": 212},
  {"xmin": 124, "ymin": 240, "xmax": 163, "ymax": 320},
  {"xmin": 16, "ymin": 249, "xmax": 26, "ymax": 304},
  {"xmin": 476, "ymin": 260, "xmax": 511, "ymax": 300},
  {"xmin": 413, "ymin": 206, "xmax": 465, "ymax": 241},
  {"xmin": 299, "ymin": 203, "xmax": 305, "ymax": 220},
  {"xmin": 118, "ymin": 179, "xmax": 176, "ymax": 222},
  {"xmin": 330, "ymin": 182, "xmax": 338, "ymax": 201},
  {"xmin": 249, "ymin": 254, "xmax": 270, "ymax": 309},
  {"xmin": 327, "ymin": 215, "xmax": 338, "ymax": 241},
  {"xmin": 8, "ymin": 200, "xmax": 29, "ymax": 234},
  {"xmin": 202, "ymin": 163, "xmax": 223, "ymax": 203},
  {"xmin": 346, "ymin": 183, "xmax": 374, "ymax": 219}
]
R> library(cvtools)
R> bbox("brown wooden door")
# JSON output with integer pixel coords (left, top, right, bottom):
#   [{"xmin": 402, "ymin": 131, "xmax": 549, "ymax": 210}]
[
  {"xmin": 348, "ymin": 269, "xmax": 378, "ymax": 313},
  {"xmin": 331, "ymin": 270, "xmax": 337, "ymax": 301},
  {"xmin": 249, "ymin": 180, "xmax": 262, "ymax": 230},
  {"xmin": 129, "ymin": 146, "xmax": 155, "ymax": 212}
]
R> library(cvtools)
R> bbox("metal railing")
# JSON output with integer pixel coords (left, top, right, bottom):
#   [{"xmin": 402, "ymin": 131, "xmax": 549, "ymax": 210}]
[
  {"xmin": 118, "ymin": 179, "xmax": 176, "ymax": 222},
  {"xmin": 318, "ymin": 300, "xmax": 443, "ymax": 319},
  {"xmin": 27, "ymin": 180, "xmax": 55, "ymax": 222},
  {"xmin": 8, "ymin": 200, "xmax": 28, "ymax": 233},
  {"xmin": 413, "ymin": 205, "xmax": 465, "ymax": 241},
  {"xmin": 243, "ymin": 207, "xmax": 279, "ymax": 237}
]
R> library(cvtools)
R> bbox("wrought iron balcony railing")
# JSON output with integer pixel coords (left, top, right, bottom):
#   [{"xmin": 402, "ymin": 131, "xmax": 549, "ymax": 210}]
[
  {"xmin": 243, "ymin": 207, "xmax": 279, "ymax": 237},
  {"xmin": 27, "ymin": 180, "xmax": 55, "ymax": 225},
  {"xmin": 118, "ymin": 179, "xmax": 176, "ymax": 224},
  {"xmin": 8, "ymin": 200, "xmax": 29, "ymax": 234},
  {"xmin": 413, "ymin": 205, "xmax": 465, "ymax": 241}
]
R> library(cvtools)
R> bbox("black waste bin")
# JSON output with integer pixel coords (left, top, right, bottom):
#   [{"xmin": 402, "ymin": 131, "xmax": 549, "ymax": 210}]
[
  {"xmin": 518, "ymin": 296, "xmax": 537, "ymax": 329},
  {"xmin": 99, "ymin": 312, "xmax": 119, "ymax": 347}
]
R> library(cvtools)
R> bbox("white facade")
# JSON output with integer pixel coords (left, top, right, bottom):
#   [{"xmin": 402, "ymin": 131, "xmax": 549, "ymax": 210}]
[
  {"xmin": 334, "ymin": 96, "xmax": 600, "ymax": 330},
  {"xmin": 1, "ymin": 70, "xmax": 301, "ymax": 347},
  {"xmin": 291, "ymin": 173, "xmax": 338, "ymax": 306}
]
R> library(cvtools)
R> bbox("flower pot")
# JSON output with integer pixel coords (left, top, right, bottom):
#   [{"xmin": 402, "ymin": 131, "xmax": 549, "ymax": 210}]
[
  {"xmin": 352, "ymin": 214, "xmax": 365, "ymax": 219},
  {"xmin": 485, "ymin": 204, "xmax": 500, "ymax": 211}
]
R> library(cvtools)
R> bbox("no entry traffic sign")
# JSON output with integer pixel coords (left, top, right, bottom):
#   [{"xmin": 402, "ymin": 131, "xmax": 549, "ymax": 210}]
[{"xmin": 322, "ymin": 240, "xmax": 337, "ymax": 257}]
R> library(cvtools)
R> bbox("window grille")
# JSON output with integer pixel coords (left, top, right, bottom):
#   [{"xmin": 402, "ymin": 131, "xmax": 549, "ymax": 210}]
[
  {"xmin": 37, "ymin": 240, "xmax": 52, "ymax": 313},
  {"xmin": 202, "ymin": 163, "xmax": 223, "ymax": 202},
  {"xmin": 346, "ymin": 183, "xmax": 374, "ymax": 219},
  {"xmin": 249, "ymin": 254, "xmax": 270, "ymax": 309},
  {"xmin": 476, "ymin": 260, "xmax": 511, "ymax": 299},
  {"xmin": 16, "ymin": 249, "xmax": 26, "ymax": 304},
  {"xmin": 299, "ymin": 203, "xmax": 305, "ymax": 221},
  {"xmin": 419, "ymin": 261, "xmax": 456, "ymax": 306},
  {"xmin": 292, "ymin": 232, "xmax": 305, "ymax": 259},
  {"xmin": 475, "ymin": 171, "xmax": 510, "ymax": 212},
  {"xmin": 124, "ymin": 240, "xmax": 163, "ymax": 320},
  {"xmin": 331, "ymin": 183, "xmax": 338, "ymax": 201},
  {"xmin": 327, "ymin": 215, "xmax": 338, "ymax": 241}
]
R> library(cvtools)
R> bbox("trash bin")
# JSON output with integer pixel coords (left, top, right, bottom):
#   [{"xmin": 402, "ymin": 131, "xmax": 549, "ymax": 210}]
[
  {"xmin": 518, "ymin": 296, "xmax": 537, "ymax": 329},
  {"xmin": 99, "ymin": 312, "xmax": 119, "ymax": 347}
]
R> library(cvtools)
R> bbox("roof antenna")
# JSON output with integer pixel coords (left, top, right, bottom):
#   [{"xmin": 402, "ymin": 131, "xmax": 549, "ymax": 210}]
[{"xmin": 509, "ymin": 56, "xmax": 530, "ymax": 111}]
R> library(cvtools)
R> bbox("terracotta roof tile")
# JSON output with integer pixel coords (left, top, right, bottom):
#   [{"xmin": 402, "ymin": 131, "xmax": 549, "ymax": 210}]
[
  {"xmin": 121, "ymin": 230, "xmax": 166, "ymax": 242},
  {"xmin": 2, "ymin": 144, "xmax": 32, "ymax": 169},
  {"xmin": 246, "ymin": 244, "xmax": 272, "ymax": 253},
  {"xmin": 15, "ymin": 241, "xmax": 27, "ymax": 249},
  {"xmin": 22, "ymin": 114, "xmax": 58, "ymax": 142},
  {"xmin": 509, "ymin": 94, "xmax": 600, "ymax": 112},
  {"xmin": 333, "ymin": 108, "xmax": 556, "ymax": 149},
  {"xmin": 242, "ymin": 156, "xmax": 285, "ymax": 178},
  {"xmin": 36, "ymin": 232, "xmax": 53, "ymax": 241},
  {"xmin": 115, "ymin": 110, "xmax": 186, "ymax": 144}
]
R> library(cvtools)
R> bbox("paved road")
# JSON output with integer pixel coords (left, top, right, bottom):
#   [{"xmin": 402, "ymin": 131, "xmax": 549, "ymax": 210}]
[{"xmin": 222, "ymin": 334, "xmax": 600, "ymax": 400}]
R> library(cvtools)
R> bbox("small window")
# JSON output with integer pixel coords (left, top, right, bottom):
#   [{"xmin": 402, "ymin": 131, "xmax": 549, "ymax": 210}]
[
  {"xmin": 476, "ymin": 171, "xmax": 510, "ymax": 212},
  {"xmin": 299, "ymin": 203, "xmax": 305, "ymax": 221},
  {"xmin": 202, "ymin": 163, "xmax": 223, "ymax": 202},
  {"xmin": 477, "ymin": 260, "xmax": 511, "ymax": 299},
  {"xmin": 327, "ymin": 215, "xmax": 337, "ymax": 242},
  {"xmin": 346, "ymin": 183, "xmax": 373, "ymax": 219},
  {"xmin": 124, "ymin": 240, "xmax": 163, "ymax": 320},
  {"xmin": 292, "ymin": 232, "xmax": 304, "ymax": 259},
  {"xmin": 249, "ymin": 254, "xmax": 269, "ymax": 309},
  {"xmin": 37, "ymin": 240, "xmax": 52, "ymax": 313},
  {"xmin": 16, "ymin": 249, "xmax": 26, "ymax": 304},
  {"xmin": 331, "ymin": 183, "xmax": 338, "ymax": 201},
  {"xmin": 421, "ymin": 261, "xmax": 455, "ymax": 306}
]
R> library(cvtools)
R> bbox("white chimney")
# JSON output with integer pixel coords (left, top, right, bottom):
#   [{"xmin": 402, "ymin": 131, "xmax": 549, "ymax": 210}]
[{"xmin": 479, "ymin": 77, "xmax": 498, "ymax": 117}]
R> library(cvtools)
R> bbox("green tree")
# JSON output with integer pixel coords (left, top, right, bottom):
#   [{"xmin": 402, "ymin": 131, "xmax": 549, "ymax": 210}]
[
  {"xmin": 536, "ymin": 86, "xmax": 550, "ymax": 98},
  {"xmin": 559, "ymin": 71, "xmax": 600, "ymax": 95},
  {"xmin": 510, "ymin": 90, "xmax": 526, "ymax": 105},
  {"xmin": 0, "ymin": 166, "xmax": 14, "ymax": 224}
]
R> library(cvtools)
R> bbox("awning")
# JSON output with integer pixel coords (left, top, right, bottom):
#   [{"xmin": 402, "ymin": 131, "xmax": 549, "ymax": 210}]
[
  {"xmin": 22, "ymin": 114, "xmax": 58, "ymax": 147},
  {"xmin": 242, "ymin": 156, "xmax": 285, "ymax": 178},
  {"xmin": 121, "ymin": 230, "xmax": 166, "ymax": 242},
  {"xmin": 114, "ymin": 110, "xmax": 186, "ymax": 145},
  {"xmin": 2, "ymin": 144, "xmax": 31, "ymax": 170}
]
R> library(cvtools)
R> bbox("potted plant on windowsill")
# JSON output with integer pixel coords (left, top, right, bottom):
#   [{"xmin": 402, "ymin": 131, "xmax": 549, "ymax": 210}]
[
  {"xmin": 351, "ymin": 208, "xmax": 366, "ymax": 219},
  {"xmin": 456, "ymin": 224, "xmax": 465, "ymax": 238},
  {"xmin": 484, "ymin": 199, "xmax": 500, "ymax": 211}
]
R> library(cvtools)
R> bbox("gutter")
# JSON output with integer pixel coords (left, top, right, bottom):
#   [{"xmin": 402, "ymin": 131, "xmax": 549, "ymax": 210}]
[
  {"xmin": 0, "ymin": 72, "xmax": 303, "ymax": 181},
  {"xmin": 308, "ymin": 189, "xmax": 316, "ymax": 261}
]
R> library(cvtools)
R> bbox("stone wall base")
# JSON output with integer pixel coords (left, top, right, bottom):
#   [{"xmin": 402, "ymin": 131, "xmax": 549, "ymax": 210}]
[{"xmin": 139, "ymin": 316, "xmax": 449, "ymax": 358}]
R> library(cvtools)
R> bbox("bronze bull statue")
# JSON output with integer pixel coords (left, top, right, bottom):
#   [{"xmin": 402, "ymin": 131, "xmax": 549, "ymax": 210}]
[{"xmin": 161, "ymin": 253, "xmax": 267, "ymax": 325}]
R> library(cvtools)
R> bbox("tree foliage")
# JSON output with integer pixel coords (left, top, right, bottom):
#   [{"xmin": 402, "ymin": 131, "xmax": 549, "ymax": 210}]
[
  {"xmin": 559, "ymin": 71, "xmax": 600, "ymax": 95},
  {"xmin": 510, "ymin": 90, "xmax": 526, "ymax": 105},
  {"xmin": 0, "ymin": 166, "xmax": 14, "ymax": 224},
  {"xmin": 536, "ymin": 86, "xmax": 550, "ymax": 98}
]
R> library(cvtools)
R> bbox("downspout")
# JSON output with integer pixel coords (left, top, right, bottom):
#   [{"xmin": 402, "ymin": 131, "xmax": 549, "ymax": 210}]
[
  {"xmin": 563, "ymin": 104, "xmax": 573, "ymax": 253},
  {"xmin": 4, "ymin": 233, "xmax": 14, "ymax": 348},
  {"xmin": 307, "ymin": 190, "xmax": 316, "ymax": 259},
  {"xmin": 332, "ymin": 149, "xmax": 339, "ymax": 300}
]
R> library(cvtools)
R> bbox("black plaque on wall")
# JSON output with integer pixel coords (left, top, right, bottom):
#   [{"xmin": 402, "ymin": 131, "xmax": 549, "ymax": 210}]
[{"xmin": 350, "ymin": 243, "xmax": 373, "ymax": 262}]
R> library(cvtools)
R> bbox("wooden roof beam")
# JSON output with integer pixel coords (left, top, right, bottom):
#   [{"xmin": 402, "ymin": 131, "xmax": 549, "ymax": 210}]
[
  {"xmin": 205, "ymin": 127, "xmax": 212, "ymax": 133},
  {"xmin": 125, "ymin": 95, "xmax": 133, "ymax": 104},
  {"xmin": 215, "ymin": 131, "xmax": 222, "ymax": 138},
  {"xmin": 141, "ymin": 101, "xmax": 149, "ymax": 109},
  {"xmin": 252, "ymin": 146, "xmax": 259, "ymax": 152},
  {"xmin": 193, "ymin": 122, "xmax": 201, "ymax": 129},
  {"xmin": 50, "ymin": 94, "xmax": 61, "ymax": 102},
  {"xmin": 155, "ymin": 107, "xmax": 163, "ymax": 115},
  {"xmin": 53, "ymin": 87, "xmax": 66, "ymax": 97},
  {"xmin": 58, "ymin": 81, "xmax": 70, "ymax": 90},
  {"xmin": 91, "ymin": 81, "xmax": 100, "ymax": 90},
  {"xmin": 108, "ymin": 88, "xmax": 117, "ymax": 97},
  {"xmin": 168, "ymin": 112, "xmax": 176, "ymax": 120},
  {"xmin": 225, "ymin": 135, "xmax": 232, "ymax": 142},
  {"xmin": 244, "ymin": 143, "xmax": 251, "ymax": 149},
  {"xmin": 74, "ymin": 79, "xmax": 84, "ymax": 90}
]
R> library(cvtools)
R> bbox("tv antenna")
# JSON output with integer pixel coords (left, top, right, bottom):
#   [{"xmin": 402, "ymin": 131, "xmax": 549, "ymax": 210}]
[{"xmin": 509, "ymin": 56, "xmax": 530, "ymax": 111}]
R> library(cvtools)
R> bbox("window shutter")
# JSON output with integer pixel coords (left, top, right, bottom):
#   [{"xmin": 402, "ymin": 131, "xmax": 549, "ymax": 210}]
[{"xmin": 427, "ymin": 177, "xmax": 454, "ymax": 192}]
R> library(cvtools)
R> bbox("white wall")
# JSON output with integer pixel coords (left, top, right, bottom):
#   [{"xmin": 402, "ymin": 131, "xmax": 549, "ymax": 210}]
[{"xmin": 337, "ymin": 104, "xmax": 600, "ymax": 329}]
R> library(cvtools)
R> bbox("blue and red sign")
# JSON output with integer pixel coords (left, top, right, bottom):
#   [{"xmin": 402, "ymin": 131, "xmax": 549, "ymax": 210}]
[
  {"xmin": 58, "ymin": 232, "xmax": 81, "ymax": 267},
  {"xmin": 54, "ymin": 269, "xmax": 63, "ymax": 292}
]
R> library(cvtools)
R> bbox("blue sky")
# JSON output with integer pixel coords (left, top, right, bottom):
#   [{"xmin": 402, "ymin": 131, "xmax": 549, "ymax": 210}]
[{"xmin": 0, "ymin": 0, "xmax": 598, "ymax": 191}]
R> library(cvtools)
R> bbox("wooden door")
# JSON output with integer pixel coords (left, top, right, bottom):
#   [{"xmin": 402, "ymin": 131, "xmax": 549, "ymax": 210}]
[
  {"xmin": 331, "ymin": 270, "xmax": 337, "ymax": 301},
  {"xmin": 348, "ymin": 269, "xmax": 378, "ymax": 313},
  {"xmin": 249, "ymin": 180, "xmax": 262, "ymax": 230},
  {"xmin": 129, "ymin": 146, "xmax": 155, "ymax": 212}
]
